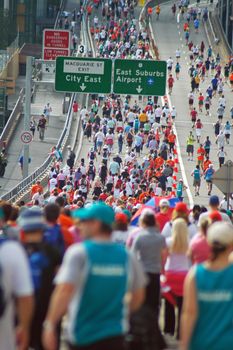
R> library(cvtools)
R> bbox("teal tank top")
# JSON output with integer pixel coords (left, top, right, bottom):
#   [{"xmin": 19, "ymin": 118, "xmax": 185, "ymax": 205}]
[
  {"xmin": 190, "ymin": 264, "xmax": 233, "ymax": 350},
  {"xmin": 73, "ymin": 241, "xmax": 129, "ymax": 346}
]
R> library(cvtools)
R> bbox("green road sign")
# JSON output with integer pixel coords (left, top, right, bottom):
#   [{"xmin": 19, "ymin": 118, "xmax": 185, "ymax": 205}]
[
  {"xmin": 113, "ymin": 59, "xmax": 167, "ymax": 96},
  {"xmin": 55, "ymin": 57, "xmax": 112, "ymax": 94}
]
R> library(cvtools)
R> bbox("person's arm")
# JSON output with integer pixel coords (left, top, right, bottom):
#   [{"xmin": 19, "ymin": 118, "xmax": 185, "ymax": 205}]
[
  {"xmin": 128, "ymin": 251, "xmax": 146, "ymax": 313},
  {"xmin": 42, "ymin": 283, "xmax": 75, "ymax": 350},
  {"xmin": 16, "ymin": 295, "xmax": 34, "ymax": 350},
  {"xmin": 180, "ymin": 268, "xmax": 198, "ymax": 350},
  {"xmin": 129, "ymin": 288, "xmax": 145, "ymax": 312}
]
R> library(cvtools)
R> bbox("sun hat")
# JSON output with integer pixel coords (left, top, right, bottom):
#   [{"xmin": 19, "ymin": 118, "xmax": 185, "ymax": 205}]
[
  {"xmin": 159, "ymin": 199, "xmax": 170, "ymax": 207},
  {"xmin": 18, "ymin": 208, "xmax": 45, "ymax": 232},
  {"xmin": 207, "ymin": 222, "xmax": 233, "ymax": 247},
  {"xmin": 72, "ymin": 202, "xmax": 115, "ymax": 226}
]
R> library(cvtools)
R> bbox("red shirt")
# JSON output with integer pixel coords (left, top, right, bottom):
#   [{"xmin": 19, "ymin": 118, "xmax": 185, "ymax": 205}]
[
  {"xmin": 155, "ymin": 212, "xmax": 170, "ymax": 231},
  {"xmin": 168, "ymin": 77, "xmax": 174, "ymax": 87},
  {"xmin": 73, "ymin": 102, "xmax": 78, "ymax": 113}
]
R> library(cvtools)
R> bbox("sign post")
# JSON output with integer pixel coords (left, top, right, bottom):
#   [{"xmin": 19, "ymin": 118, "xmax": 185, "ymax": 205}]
[
  {"xmin": 43, "ymin": 29, "xmax": 70, "ymax": 60},
  {"xmin": 22, "ymin": 56, "xmax": 32, "ymax": 179},
  {"xmin": 55, "ymin": 57, "xmax": 112, "ymax": 94},
  {"xmin": 113, "ymin": 59, "xmax": 167, "ymax": 96},
  {"xmin": 213, "ymin": 160, "xmax": 233, "ymax": 209}
]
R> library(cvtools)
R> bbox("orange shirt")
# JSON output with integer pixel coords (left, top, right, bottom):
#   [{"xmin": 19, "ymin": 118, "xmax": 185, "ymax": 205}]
[
  {"xmin": 197, "ymin": 147, "xmax": 205, "ymax": 161},
  {"xmin": 168, "ymin": 133, "xmax": 176, "ymax": 143},
  {"xmin": 203, "ymin": 159, "xmax": 212, "ymax": 171},
  {"xmin": 166, "ymin": 159, "xmax": 175, "ymax": 168},
  {"xmin": 139, "ymin": 192, "xmax": 149, "ymax": 203},
  {"xmin": 155, "ymin": 157, "xmax": 164, "ymax": 169},
  {"xmin": 31, "ymin": 184, "xmax": 43, "ymax": 197}
]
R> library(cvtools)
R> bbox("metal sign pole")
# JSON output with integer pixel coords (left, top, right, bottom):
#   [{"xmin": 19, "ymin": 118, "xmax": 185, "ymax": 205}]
[{"xmin": 22, "ymin": 56, "xmax": 32, "ymax": 179}]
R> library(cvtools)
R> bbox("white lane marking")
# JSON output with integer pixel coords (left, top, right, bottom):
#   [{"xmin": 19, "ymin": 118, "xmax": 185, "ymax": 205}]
[{"xmin": 163, "ymin": 94, "xmax": 194, "ymax": 208}]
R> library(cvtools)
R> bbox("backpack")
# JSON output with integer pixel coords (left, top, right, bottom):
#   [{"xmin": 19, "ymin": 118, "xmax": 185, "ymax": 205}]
[
  {"xmin": 43, "ymin": 224, "xmax": 65, "ymax": 257},
  {"xmin": 0, "ymin": 237, "xmax": 8, "ymax": 317},
  {"xmin": 29, "ymin": 250, "xmax": 49, "ymax": 292}
]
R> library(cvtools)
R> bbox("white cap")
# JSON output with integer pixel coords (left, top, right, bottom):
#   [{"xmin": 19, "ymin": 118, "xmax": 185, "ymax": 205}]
[
  {"xmin": 159, "ymin": 199, "xmax": 170, "ymax": 207},
  {"xmin": 207, "ymin": 222, "xmax": 233, "ymax": 247}
]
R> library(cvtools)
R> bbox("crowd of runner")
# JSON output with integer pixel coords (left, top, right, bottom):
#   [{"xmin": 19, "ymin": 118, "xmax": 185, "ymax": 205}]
[{"xmin": 1, "ymin": 1, "xmax": 233, "ymax": 350}]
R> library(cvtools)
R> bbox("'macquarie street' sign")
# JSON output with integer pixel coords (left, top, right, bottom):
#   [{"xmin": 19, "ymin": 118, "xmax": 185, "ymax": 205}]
[{"xmin": 55, "ymin": 57, "xmax": 112, "ymax": 93}]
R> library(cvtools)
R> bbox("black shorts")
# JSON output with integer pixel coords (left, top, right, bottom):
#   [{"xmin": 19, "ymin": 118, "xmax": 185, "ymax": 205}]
[{"xmin": 187, "ymin": 144, "xmax": 194, "ymax": 153}]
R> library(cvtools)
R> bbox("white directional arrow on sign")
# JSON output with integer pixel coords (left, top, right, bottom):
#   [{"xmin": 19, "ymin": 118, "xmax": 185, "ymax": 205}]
[
  {"xmin": 80, "ymin": 83, "xmax": 86, "ymax": 91},
  {"xmin": 136, "ymin": 85, "xmax": 143, "ymax": 93}
]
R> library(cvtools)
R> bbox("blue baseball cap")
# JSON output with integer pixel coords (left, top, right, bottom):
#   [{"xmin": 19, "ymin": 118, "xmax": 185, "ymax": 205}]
[{"xmin": 72, "ymin": 202, "xmax": 115, "ymax": 226}]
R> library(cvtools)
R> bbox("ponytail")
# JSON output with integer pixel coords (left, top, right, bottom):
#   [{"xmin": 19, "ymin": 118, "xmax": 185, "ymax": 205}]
[{"xmin": 210, "ymin": 241, "xmax": 227, "ymax": 261}]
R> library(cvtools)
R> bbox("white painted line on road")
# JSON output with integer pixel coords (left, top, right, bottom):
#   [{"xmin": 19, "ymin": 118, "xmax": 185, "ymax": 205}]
[
  {"xmin": 164, "ymin": 94, "xmax": 194, "ymax": 208},
  {"xmin": 180, "ymin": 37, "xmax": 182, "ymax": 41}
]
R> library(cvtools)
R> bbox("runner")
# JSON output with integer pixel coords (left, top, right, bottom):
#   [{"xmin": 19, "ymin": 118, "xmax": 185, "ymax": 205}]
[{"xmin": 191, "ymin": 165, "xmax": 202, "ymax": 196}]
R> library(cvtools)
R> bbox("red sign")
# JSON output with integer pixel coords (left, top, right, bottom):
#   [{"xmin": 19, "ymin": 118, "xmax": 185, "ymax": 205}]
[
  {"xmin": 43, "ymin": 29, "xmax": 70, "ymax": 60},
  {"xmin": 43, "ymin": 48, "xmax": 69, "ymax": 60}
]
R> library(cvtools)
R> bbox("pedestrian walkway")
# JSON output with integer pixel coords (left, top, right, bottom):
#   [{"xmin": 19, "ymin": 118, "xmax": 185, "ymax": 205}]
[
  {"xmin": 0, "ymin": 0, "xmax": 83, "ymax": 197},
  {"xmin": 0, "ymin": 83, "xmax": 64, "ymax": 195}
]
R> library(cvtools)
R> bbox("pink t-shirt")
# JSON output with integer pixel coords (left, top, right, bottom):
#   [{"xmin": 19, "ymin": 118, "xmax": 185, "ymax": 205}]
[{"xmin": 189, "ymin": 234, "xmax": 210, "ymax": 264}]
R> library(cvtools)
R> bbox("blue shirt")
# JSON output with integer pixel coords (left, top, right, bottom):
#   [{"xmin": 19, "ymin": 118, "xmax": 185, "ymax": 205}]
[{"xmin": 190, "ymin": 264, "xmax": 233, "ymax": 350}]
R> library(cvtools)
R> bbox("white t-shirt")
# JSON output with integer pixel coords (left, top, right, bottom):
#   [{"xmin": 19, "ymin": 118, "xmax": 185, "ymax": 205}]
[
  {"xmin": 49, "ymin": 178, "xmax": 57, "ymax": 191},
  {"xmin": 0, "ymin": 241, "xmax": 33, "ymax": 350},
  {"xmin": 95, "ymin": 131, "xmax": 105, "ymax": 143},
  {"xmin": 127, "ymin": 112, "xmax": 136, "ymax": 123}
]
